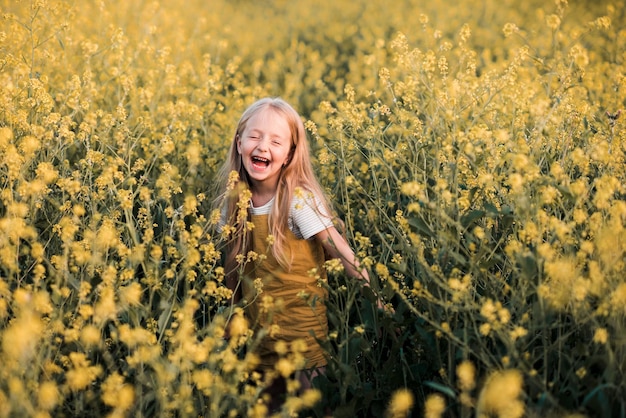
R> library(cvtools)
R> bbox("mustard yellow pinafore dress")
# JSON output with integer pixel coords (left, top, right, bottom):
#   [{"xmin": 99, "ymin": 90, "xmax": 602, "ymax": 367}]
[{"xmin": 242, "ymin": 213, "xmax": 328, "ymax": 370}]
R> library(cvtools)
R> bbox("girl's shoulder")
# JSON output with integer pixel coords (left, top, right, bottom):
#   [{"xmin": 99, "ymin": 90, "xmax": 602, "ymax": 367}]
[
  {"xmin": 289, "ymin": 187, "xmax": 334, "ymax": 239},
  {"xmin": 292, "ymin": 186, "xmax": 317, "ymax": 206},
  {"xmin": 291, "ymin": 186, "xmax": 334, "ymax": 213}
]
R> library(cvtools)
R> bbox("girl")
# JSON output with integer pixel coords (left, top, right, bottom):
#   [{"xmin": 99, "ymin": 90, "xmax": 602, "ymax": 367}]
[{"xmin": 215, "ymin": 97, "xmax": 373, "ymax": 408}]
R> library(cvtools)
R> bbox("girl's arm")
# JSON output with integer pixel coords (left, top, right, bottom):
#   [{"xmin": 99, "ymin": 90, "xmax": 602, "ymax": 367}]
[
  {"xmin": 317, "ymin": 226, "xmax": 384, "ymax": 309},
  {"xmin": 316, "ymin": 226, "xmax": 370, "ymax": 284}
]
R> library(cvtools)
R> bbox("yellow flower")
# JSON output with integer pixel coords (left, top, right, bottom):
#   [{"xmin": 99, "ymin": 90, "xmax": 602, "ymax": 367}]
[
  {"xmin": 424, "ymin": 393, "xmax": 445, "ymax": 418},
  {"xmin": 36, "ymin": 162, "xmax": 59, "ymax": 184},
  {"xmin": 101, "ymin": 373, "xmax": 122, "ymax": 406},
  {"xmin": 291, "ymin": 338, "xmax": 308, "ymax": 354},
  {"xmin": 324, "ymin": 258, "xmax": 345, "ymax": 274},
  {"xmin": 386, "ymin": 388, "xmax": 414, "ymax": 418},
  {"xmin": 457, "ymin": 360, "xmax": 476, "ymax": 391},
  {"xmin": 546, "ymin": 14, "xmax": 561, "ymax": 30},
  {"xmin": 38, "ymin": 381, "xmax": 60, "ymax": 410},
  {"xmin": 0, "ymin": 126, "xmax": 13, "ymax": 149},
  {"xmin": 458, "ymin": 23, "xmax": 471, "ymax": 44},
  {"xmin": 183, "ymin": 194, "xmax": 198, "ymax": 216},
  {"xmin": 376, "ymin": 263, "xmax": 390, "ymax": 280},
  {"xmin": 81, "ymin": 325, "xmax": 101, "ymax": 347},
  {"xmin": 126, "ymin": 345, "xmax": 162, "ymax": 367},
  {"xmin": 94, "ymin": 286, "xmax": 118, "ymax": 324},
  {"xmin": 400, "ymin": 181, "xmax": 422, "ymax": 197},
  {"xmin": 274, "ymin": 340, "xmax": 289, "ymax": 356},
  {"xmin": 248, "ymin": 402, "xmax": 268, "ymax": 418},
  {"xmin": 595, "ymin": 225, "xmax": 624, "ymax": 273},
  {"xmin": 540, "ymin": 185, "xmax": 559, "ymax": 205},
  {"xmin": 507, "ymin": 173, "xmax": 524, "ymax": 190},
  {"xmin": 95, "ymin": 219, "xmax": 119, "ymax": 251},
  {"xmin": 498, "ymin": 307, "xmax": 511, "ymax": 324},
  {"xmin": 543, "ymin": 258, "xmax": 579, "ymax": 310},
  {"xmin": 102, "ymin": 373, "xmax": 135, "ymax": 410},
  {"xmin": 66, "ymin": 352, "xmax": 103, "ymax": 392},
  {"xmin": 30, "ymin": 241, "xmax": 45, "ymax": 261},
  {"xmin": 593, "ymin": 327, "xmax": 608, "ymax": 344},
  {"xmin": 275, "ymin": 358, "xmax": 296, "ymax": 378},
  {"xmin": 379, "ymin": 67, "xmax": 391, "ymax": 85},
  {"xmin": 476, "ymin": 369, "xmax": 524, "ymax": 418},
  {"xmin": 1, "ymin": 300, "xmax": 44, "ymax": 364},
  {"xmin": 150, "ymin": 244, "xmax": 163, "ymax": 260},
  {"xmin": 260, "ymin": 295, "xmax": 277, "ymax": 314},
  {"xmin": 480, "ymin": 299, "xmax": 497, "ymax": 322},
  {"xmin": 473, "ymin": 226, "xmax": 485, "ymax": 240},
  {"xmin": 0, "ymin": 298, "xmax": 7, "ymax": 321},
  {"xmin": 503, "ymin": 22, "xmax": 519, "ymax": 37},
  {"xmin": 192, "ymin": 369, "xmax": 214, "ymax": 393},
  {"xmin": 510, "ymin": 326, "xmax": 528, "ymax": 341},
  {"xmin": 301, "ymin": 388, "xmax": 322, "ymax": 407},
  {"xmin": 19, "ymin": 135, "xmax": 40, "ymax": 158},
  {"xmin": 161, "ymin": 135, "xmax": 175, "ymax": 155},
  {"xmin": 185, "ymin": 140, "xmax": 202, "ymax": 168},
  {"xmin": 119, "ymin": 282, "xmax": 143, "ymax": 307},
  {"xmin": 569, "ymin": 44, "xmax": 589, "ymax": 68},
  {"xmin": 33, "ymin": 291, "xmax": 53, "ymax": 315},
  {"xmin": 228, "ymin": 312, "xmax": 249, "ymax": 338}
]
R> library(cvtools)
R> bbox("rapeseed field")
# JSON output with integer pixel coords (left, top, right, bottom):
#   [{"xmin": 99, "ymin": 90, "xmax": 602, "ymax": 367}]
[{"xmin": 0, "ymin": 0, "xmax": 624, "ymax": 416}]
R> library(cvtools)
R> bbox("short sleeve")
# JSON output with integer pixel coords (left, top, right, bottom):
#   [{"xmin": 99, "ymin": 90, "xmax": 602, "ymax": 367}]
[{"xmin": 289, "ymin": 193, "xmax": 334, "ymax": 240}]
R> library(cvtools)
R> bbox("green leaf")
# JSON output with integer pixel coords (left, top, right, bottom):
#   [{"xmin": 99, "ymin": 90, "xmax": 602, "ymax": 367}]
[
  {"xmin": 461, "ymin": 209, "xmax": 485, "ymax": 228},
  {"xmin": 346, "ymin": 336, "xmax": 364, "ymax": 363},
  {"xmin": 407, "ymin": 216, "xmax": 433, "ymax": 238},
  {"xmin": 484, "ymin": 202, "xmax": 500, "ymax": 215},
  {"xmin": 582, "ymin": 384, "xmax": 616, "ymax": 417},
  {"xmin": 388, "ymin": 262, "xmax": 407, "ymax": 274},
  {"xmin": 519, "ymin": 254, "xmax": 538, "ymax": 280},
  {"xmin": 424, "ymin": 381, "xmax": 457, "ymax": 399}
]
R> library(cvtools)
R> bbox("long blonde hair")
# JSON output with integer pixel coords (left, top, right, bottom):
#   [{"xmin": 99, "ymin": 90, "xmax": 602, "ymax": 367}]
[{"xmin": 215, "ymin": 97, "xmax": 332, "ymax": 275}]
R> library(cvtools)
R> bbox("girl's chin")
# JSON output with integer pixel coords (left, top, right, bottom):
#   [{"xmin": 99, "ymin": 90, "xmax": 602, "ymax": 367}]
[{"xmin": 247, "ymin": 167, "xmax": 277, "ymax": 180}]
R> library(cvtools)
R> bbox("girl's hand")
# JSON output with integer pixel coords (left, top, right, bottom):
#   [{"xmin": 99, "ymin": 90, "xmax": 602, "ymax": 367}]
[
  {"xmin": 361, "ymin": 279, "xmax": 385, "ymax": 310},
  {"xmin": 316, "ymin": 226, "xmax": 386, "ymax": 309},
  {"xmin": 317, "ymin": 226, "xmax": 367, "ymax": 279}
]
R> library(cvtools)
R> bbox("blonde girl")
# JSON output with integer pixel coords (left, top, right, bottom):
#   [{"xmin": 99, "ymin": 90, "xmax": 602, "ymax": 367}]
[{"xmin": 215, "ymin": 97, "xmax": 372, "ymax": 407}]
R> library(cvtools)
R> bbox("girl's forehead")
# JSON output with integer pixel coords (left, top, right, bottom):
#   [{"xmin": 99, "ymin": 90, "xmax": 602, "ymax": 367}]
[{"xmin": 245, "ymin": 108, "xmax": 290, "ymax": 132}]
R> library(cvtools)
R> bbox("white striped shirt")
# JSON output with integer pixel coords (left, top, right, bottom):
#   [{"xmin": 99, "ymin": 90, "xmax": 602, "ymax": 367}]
[{"xmin": 250, "ymin": 193, "xmax": 334, "ymax": 239}]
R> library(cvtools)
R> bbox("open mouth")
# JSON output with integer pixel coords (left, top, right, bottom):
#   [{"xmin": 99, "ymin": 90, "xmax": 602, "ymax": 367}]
[{"xmin": 251, "ymin": 156, "xmax": 270, "ymax": 169}]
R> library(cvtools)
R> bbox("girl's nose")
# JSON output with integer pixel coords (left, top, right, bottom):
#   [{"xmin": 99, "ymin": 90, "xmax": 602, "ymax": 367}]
[{"xmin": 257, "ymin": 136, "xmax": 269, "ymax": 151}]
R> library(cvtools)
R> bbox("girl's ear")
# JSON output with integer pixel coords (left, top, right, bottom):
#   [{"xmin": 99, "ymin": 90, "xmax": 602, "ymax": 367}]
[{"xmin": 236, "ymin": 134, "xmax": 241, "ymax": 154}]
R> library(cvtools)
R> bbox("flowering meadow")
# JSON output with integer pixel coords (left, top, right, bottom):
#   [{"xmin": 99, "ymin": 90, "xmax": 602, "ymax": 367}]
[{"xmin": 1, "ymin": 0, "xmax": 625, "ymax": 416}]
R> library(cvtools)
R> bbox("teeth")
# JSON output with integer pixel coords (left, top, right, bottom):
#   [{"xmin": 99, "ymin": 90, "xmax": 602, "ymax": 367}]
[{"xmin": 252, "ymin": 156, "xmax": 269, "ymax": 163}]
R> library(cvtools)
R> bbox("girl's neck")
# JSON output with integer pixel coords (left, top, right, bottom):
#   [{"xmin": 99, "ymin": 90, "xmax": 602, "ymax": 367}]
[{"xmin": 250, "ymin": 186, "xmax": 276, "ymax": 208}]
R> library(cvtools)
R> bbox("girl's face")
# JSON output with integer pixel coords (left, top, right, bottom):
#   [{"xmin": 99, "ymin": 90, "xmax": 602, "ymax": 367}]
[{"xmin": 237, "ymin": 108, "xmax": 293, "ymax": 192}]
